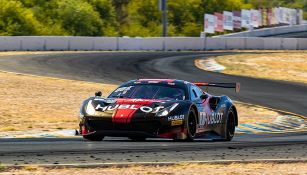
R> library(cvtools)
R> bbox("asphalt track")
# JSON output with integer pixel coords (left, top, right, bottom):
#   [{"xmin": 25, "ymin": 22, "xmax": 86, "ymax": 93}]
[
  {"xmin": 0, "ymin": 51, "xmax": 306, "ymax": 165},
  {"xmin": 265, "ymin": 31, "xmax": 307, "ymax": 38}
]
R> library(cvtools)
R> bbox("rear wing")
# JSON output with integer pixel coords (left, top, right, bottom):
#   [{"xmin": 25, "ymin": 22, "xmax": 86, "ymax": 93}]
[{"xmin": 193, "ymin": 82, "xmax": 240, "ymax": 93}]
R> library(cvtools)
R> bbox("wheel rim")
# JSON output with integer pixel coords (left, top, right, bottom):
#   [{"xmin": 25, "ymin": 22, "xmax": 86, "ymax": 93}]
[
  {"xmin": 188, "ymin": 113, "xmax": 196, "ymax": 137},
  {"xmin": 228, "ymin": 112, "xmax": 235, "ymax": 137}
]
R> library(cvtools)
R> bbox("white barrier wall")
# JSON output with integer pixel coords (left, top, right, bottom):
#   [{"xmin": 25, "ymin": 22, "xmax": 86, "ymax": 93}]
[
  {"xmin": 297, "ymin": 38, "xmax": 307, "ymax": 50},
  {"xmin": 164, "ymin": 37, "xmax": 205, "ymax": 51},
  {"xmin": 0, "ymin": 37, "xmax": 21, "ymax": 50},
  {"xmin": 69, "ymin": 37, "xmax": 94, "ymax": 51},
  {"xmin": 118, "ymin": 37, "xmax": 141, "ymax": 50},
  {"xmin": 205, "ymin": 38, "xmax": 226, "ymax": 50},
  {"xmin": 45, "ymin": 36, "xmax": 69, "ymax": 51},
  {"xmin": 225, "ymin": 38, "xmax": 245, "ymax": 50},
  {"xmin": 20, "ymin": 36, "xmax": 45, "ymax": 51},
  {"xmin": 94, "ymin": 37, "xmax": 117, "ymax": 51},
  {"xmin": 282, "ymin": 38, "xmax": 298, "ymax": 50},
  {"xmin": 263, "ymin": 38, "xmax": 282, "ymax": 50},
  {"xmin": 245, "ymin": 38, "xmax": 264, "ymax": 49},
  {"xmin": 0, "ymin": 36, "xmax": 306, "ymax": 51},
  {"xmin": 140, "ymin": 37, "xmax": 164, "ymax": 51}
]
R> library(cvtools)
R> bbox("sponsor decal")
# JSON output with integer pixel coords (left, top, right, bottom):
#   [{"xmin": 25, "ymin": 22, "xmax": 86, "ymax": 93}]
[
  {"xmin": 95, "ymin": 104, "xmax": 164, "ymax": 113},
  {"xmin": 168, "ymin": 115, "xmax": 185, "ymax": 121},
  {"xmin": 168, "ymin": 115, "xmax": 184, "ymax": 126},
  {"xmin": 199, "ymin": 112, "xmax": 223, "ymax": 126},
  {"xmin": 171, "ymin": 120, "xmax": 183, "ymax": 126}
]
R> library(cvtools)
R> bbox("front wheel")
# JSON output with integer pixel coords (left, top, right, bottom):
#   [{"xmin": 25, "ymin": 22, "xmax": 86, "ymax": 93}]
[
  {"xmin": 185, "ymin": 109, "xmax": 197, "ymax": 141},
  {"xmin": 225, "ymin": 108, "xmax": 235, "ymax": 141}
]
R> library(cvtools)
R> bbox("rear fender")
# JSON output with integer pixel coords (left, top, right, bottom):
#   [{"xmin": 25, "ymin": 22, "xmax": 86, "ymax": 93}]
[{"xmin": 213, "ymin": 96, "xmax": 236, "ymax": 137}]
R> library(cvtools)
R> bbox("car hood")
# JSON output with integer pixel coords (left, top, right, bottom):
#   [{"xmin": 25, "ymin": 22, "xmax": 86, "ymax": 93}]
[{"xmin": 82, "ymin": 98, "xmax": 179, "ymax": 123}]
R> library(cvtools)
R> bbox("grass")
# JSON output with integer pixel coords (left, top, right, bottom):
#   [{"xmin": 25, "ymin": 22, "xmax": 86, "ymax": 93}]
[
  {"xmin": 0, "ymin": 71, "xmax": 117, "ymax": 133},
  {"xmin": 234, "ymin": 102, "xmax": 278, "ymax": 124},
  {"xmin": 1, "ymin": 162, "xmax": 306, "ymax": 175},
  {"xmin": 214, "ymin": 52, "xmax": 307, "ymax": 84}
]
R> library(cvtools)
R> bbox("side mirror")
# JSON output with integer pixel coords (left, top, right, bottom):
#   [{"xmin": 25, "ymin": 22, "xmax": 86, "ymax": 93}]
[
  {"xmin": 95, "ymin": 91, "xmax": 102, "ymax": 97},
  {"xmin": 200, "ymin": 94, "xmax": 208, "ymax": 100}
]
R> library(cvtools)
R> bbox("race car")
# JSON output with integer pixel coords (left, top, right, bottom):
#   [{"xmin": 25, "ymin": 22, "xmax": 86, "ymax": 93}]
[{"xmin": 79, "ymin": 79, "xmax": 240, "ymax": 141}]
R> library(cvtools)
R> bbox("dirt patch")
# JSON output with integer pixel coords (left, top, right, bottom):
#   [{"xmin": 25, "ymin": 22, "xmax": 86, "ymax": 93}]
[
  {"xmin": 1, "ymin": 162, "xmax": 306, "ymax": 175},
  {"xmin": 214, "ymin": 52, "xmax": 307, "ymax": 84}
]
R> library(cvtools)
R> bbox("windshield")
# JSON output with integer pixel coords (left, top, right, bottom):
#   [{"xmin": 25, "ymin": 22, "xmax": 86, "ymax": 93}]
[{"xmin": 108, "ymin": 84, "xmax": 186, "ymax": 100}]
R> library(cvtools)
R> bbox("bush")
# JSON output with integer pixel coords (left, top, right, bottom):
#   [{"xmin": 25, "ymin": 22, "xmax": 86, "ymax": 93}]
[{"xmin": 0, "ymin": 0, "xmax": 42, "ymax": 36}]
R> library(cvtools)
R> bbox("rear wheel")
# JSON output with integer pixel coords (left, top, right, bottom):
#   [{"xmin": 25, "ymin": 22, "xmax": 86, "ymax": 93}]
[
  {"xmin": 129, "ymin": 137, "xmax": 146, "ymax": 142},
  {"xmin": 185, "ymin": 110, "xmax": 197, "ymax": 141},
  {"xmin": 225, "ymin": 109, "xmax": 235, "ymax": 141},
  {"xmin": 83, "ymin": 135, "xmax": 104, "ymax": 141}
]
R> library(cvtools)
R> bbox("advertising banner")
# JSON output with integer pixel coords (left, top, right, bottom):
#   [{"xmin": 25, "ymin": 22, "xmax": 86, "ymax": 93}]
[
  {"xmin": 267, "ymin": 8, "xmax": 273, "ymax": 25},
  {"xmin": 223, "ymin": 11, "xmax": 233, "ymax": 31},
  {"xmin": 258, "ymin": 9, "xmax": 263, "ymax": 26},
  {"xmin": 233, "ymin": 11, "xmax": 242, "ymax": 29},
  {"xmin": 298, "ymin": 9, "xmax": 303, "ymax": 25},
  {"xmin": 278, "ymin": 7, "xmax": 284, "ymax": 24},
  {"xmin": 272, "ymin": 8, "xmax": 278, "ymax": 25},
  {"xmin": 204, "ymin": 14, "xmax": 215, "ymax": 33},
  {"xmin": 262, "ymin": 8, "xmax": 268, "ymax": 26},
  {"xmin": 214, "ymin": 12, "xmax": 224, "ymax": 32},
  {"xmin": 290, "ymin": 9, "xmax": 297, "ymax": 25},
  {"xmin": 241, "ymin": 9, "xmax": 251, "ymax": 28},
  {"xmin": 282, "ymin": 7, "xmax": 291, "ymax": 24},
  {"xmin": 251, "ymin": 9, "xmax": 260, "ymax": 28}
]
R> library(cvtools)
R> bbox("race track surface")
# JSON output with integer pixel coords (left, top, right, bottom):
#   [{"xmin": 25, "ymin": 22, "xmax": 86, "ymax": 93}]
[
  {"xmin": 0, "ymin": 51, "xmax": 306, "ymax": 165},
  {"xmin": 0, "ymin": 52, "xmax": 306, "ymax": 116},
  {"xmin": 265, "ymin": 31, "xmax": 307, "ymax": 38},
  {"xmin": 1, "ymin": 133, "xmax": 307, "ymax": 165}
]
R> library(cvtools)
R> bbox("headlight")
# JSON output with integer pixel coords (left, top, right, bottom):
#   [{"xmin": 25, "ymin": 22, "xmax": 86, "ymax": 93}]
[
  {"xmin": 86, "ymin": 100, "xmax": 96, "ymax": 115},
  {"xmin": 157, "ymin": 103, "xmax": 179, "ymax": 117},
  {"xmin": 79, "ymin": 112, "xmax": 84, "ymax": 120}
]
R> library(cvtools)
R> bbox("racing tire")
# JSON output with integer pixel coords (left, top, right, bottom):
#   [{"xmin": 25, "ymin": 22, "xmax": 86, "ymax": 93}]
[
  {"xmin": 185, "ymin": 109, "xmax": 197, "ymax": 141},
  {"xmin": 83, "ymin": 134, "xmax": 104, "ymax": 141},
  {"xmin": 225, "ymin": 108, "xmax": 235, "ymax": 141},
  {"xmin": 129, "ymin": 137, "xmax": 146, "ymax": 142}
]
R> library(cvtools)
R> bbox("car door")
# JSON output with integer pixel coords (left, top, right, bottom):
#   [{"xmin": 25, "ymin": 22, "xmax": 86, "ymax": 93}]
[{"xmin": 189, "ymin": 84, "xmax": 210, "ymax": 132}]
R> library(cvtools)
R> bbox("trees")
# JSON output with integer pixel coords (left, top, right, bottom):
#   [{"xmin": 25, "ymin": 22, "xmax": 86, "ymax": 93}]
[
  {"xmin": 57, "ymin": 0, "xmax": 104, "ymax": 36},
  {"xmin": 0, "ymin": 0, "xmax": 305, "ymax": 36},
  {"xmin": 120, "ymin": 0, "xmax": 162, "ymax": 36},
  {"xmin": 0, "ymin": 0, "xmax": 42, "ymax": 36}
]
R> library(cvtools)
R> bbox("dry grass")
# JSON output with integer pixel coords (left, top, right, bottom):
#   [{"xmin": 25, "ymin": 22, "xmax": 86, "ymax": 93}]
[
  {"xmin": 0, "ymin": 71, "xmax": 117, "ymax": 133},
  {"xmin": 215, "ymin": 52, "xmax": 307, "ymax": 84},
  {"xmin": 234, "ymin": 102, "xmax": 278, "ymax": 124},
  {"xmin": 1, "ymin": 162, "xmax": 306, "ymax": 175},
  {"xmin": 0, "ymin": 70, "xmax": 279, "ymax": 135}
]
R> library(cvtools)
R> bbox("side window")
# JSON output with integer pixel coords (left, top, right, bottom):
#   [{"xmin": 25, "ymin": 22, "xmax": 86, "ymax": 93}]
[
  {"xmin": 190, "ymin": 84, "xmax": 203, "ymax": 100},
  {"xmin": 194, "ymin": 86, "xmax": 204, "ymax": 97}
]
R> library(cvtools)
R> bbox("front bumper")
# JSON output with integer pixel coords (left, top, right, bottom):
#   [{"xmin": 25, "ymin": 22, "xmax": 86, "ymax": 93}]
[{"xmin": 80, "ymin": 116, "xmax": 184, "ymax": 138}]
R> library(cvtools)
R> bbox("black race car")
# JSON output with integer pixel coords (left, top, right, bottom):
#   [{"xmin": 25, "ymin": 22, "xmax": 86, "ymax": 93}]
[{"xmin": 79, "ymin": 79, "xmax": 240, "ymax": 141}]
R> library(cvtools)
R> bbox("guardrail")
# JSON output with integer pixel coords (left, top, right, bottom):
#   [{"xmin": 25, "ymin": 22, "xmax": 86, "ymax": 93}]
[
  {"xmin": 0, "ymin": 36, "xmax": 306, "ymax": 51},
  {"xmin": 217, "ymin": 24, "xmax": 307, "ymax": 37}
]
